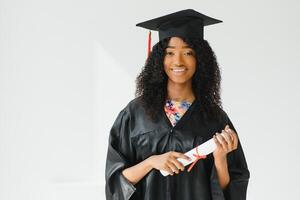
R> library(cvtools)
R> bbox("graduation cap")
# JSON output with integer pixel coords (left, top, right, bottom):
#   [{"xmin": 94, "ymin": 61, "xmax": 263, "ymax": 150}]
[{"xmin": 136, "ymin": 9, "xmax": 222, "ymax": 56}]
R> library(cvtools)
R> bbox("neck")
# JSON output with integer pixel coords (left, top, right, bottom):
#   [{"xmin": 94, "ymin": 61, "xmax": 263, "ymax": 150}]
[{"xmin": 166, "ymin": 80, "xmax": 195, "ymax": 102}]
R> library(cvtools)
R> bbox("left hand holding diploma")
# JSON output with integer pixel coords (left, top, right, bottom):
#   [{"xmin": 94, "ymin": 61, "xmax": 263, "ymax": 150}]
[{"xmin": 213, "ymin": 125, "xmax": 239, "ymax": 161}]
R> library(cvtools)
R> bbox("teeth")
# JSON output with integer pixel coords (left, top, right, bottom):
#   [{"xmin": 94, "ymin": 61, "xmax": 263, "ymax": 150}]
[
  {"xmin": 172, "ymin": 68, "xmax": 186, "ymax": 72},
  {"xmin": 173, "ymin": 69, "xmax": 185, "ymax": 72}
]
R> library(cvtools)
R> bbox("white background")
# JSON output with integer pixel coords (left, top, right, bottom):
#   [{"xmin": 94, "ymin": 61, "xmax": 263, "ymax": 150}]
[{"xmin": 1, "ymin": 0, "xmax": 299, "ymax": 199}]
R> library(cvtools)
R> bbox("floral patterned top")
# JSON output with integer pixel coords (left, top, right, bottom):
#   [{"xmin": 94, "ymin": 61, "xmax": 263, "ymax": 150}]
[{"xmin": 164, "ymin": 99, "xmax": 192, "ymax": 127}]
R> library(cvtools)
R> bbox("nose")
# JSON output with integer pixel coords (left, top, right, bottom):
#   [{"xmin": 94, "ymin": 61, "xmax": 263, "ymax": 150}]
[{"xmin": 173, "ymin": 53, "xmax": 184, "ymax": 66}]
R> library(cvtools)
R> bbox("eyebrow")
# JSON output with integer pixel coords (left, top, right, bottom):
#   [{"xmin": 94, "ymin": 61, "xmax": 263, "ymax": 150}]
[{"xmin": 166, "ymin": 45, "xmax": 192, "ymax": 49}]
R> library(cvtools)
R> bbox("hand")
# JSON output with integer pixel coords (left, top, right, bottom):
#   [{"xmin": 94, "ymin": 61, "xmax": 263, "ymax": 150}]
[
  {"xmin": 213, "ymin": 125, "xmax": 238, "ymax": 162},
  {"xmin": 148, "ymin": 151, "xmax": 191, "ymax": 175}
]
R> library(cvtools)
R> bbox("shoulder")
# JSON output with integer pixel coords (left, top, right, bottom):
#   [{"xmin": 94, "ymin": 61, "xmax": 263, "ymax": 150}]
[
  {"xmin": 218, "ymin": 106, "xmax": 229, "ymax": 118},
  {"xmin": 121, "ymin": 96, "xmax": 145, "ymax": 116},
  {"xmin": 112, "ymin": 97, "xmax": 145, "ymax": 127},
  {"xmin": 126, "ymin": 96, "xmax": 143, "ymax": 109},
  {"xmin": 212, "ymin": 105, "xmax": 230, "ymax": 123},
  {"xmin": 116, "ymin": 96, "xmax": 156, "ymax": 133}
]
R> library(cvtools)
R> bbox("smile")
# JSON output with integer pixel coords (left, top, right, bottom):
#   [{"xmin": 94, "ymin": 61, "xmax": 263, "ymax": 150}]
[{"xmin": 171, "ymin": 67, "xmax": 187, "ymax": 73}]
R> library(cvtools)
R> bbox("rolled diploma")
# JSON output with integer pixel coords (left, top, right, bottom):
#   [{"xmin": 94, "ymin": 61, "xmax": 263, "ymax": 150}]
[{"xmin": 160, "ymin": 138, "xmax": 217, "ymax": 176}]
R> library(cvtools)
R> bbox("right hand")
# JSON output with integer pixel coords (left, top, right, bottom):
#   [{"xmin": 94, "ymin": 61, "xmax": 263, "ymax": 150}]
[{"xmin": 148, "ymin": 151, "xmax": 191, "ymax": 175}]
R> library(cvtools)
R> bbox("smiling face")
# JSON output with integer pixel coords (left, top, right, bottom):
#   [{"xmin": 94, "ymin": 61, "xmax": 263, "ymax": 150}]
[{"xmin": 163, "ymin": 37, "xmax": 197, "ymax": 86}]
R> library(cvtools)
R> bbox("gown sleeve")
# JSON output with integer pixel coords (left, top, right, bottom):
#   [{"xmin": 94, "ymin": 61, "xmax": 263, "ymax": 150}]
[
  {"xmin": 105, "ymin": 109, "xmax": 136, "ymax": 200},
  {"xmin": 210, "ymin": 112, "xmax": 250, "ymax": 200}
]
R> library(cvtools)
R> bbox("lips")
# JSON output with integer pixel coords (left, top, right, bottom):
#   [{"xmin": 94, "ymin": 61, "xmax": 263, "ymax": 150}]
[{"xmin": 171, "ymin": 67, "xmax": 187, "ymax": 74}]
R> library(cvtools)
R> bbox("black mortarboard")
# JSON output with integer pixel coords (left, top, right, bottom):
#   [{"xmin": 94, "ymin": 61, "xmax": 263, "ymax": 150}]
[{"xmin": 136, "ymin": 9, "xmax": 222, "ymax": 41}]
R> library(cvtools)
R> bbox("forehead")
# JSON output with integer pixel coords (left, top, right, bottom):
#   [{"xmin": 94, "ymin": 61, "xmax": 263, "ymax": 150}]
[{"xmin": 167, "ymin": 37, "xmax": 192, "ymax": 48}]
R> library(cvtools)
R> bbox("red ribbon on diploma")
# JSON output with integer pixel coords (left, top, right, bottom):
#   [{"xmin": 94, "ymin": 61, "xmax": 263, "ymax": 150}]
[{"xmin": 187, "ymin": 146, "xmax": 207, "ymax": 172}]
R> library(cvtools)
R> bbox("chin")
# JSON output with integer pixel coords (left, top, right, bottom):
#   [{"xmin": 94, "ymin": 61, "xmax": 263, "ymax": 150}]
[{"xmin": 169, "ymin": 77, "xmax": 192, "ymax": 85}]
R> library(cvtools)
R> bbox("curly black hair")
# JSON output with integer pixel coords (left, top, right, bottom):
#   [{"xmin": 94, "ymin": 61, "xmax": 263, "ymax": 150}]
[{"xmin": 135, "ymin": 37, "xmax": 222, "ymax": 122}]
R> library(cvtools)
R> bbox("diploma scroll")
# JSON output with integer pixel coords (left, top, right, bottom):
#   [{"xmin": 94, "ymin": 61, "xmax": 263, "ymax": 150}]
[{"xmin": 160, "ymin": 138, "xmax": 217, "ymax": 176}]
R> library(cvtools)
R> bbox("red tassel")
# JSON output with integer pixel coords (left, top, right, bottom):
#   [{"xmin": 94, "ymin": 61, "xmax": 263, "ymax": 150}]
[{"xmin": 147, "ymin": 31, "xmax": 152, "ymax": 58}]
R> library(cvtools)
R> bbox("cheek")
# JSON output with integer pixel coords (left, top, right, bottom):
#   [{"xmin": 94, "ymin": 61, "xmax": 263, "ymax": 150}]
[
  {"xmin": 163, "ymin": 58, "xmax": 170, "ymax": 71},
  {"xmin": 188, "ymin": 59, "xmax": 197, "ymax": 73}
]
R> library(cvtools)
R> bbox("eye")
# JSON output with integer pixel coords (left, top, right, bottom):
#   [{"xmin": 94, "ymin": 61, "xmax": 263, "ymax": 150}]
[
  {"xmin": 184, "ymin": 51, "xmax": 194, "ymax": 56},
  {"xmin": 165, "ymin": 51, "xmax": 174, "ymax": 56}
]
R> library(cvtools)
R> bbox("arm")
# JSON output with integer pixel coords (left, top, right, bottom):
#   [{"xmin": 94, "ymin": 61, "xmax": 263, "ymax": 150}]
[
  {"xmin": 105, "ymin": 109, "xmax": 136, "ymax": 200},
  {"xmin": 214, "ymin": 156, "xmax": 230, "ymax": 189},
  {"xmin": 106, "ymin": 109, "xmax": 191, "ymax": 199},
  {"xmin": 122, "ymin": 157, "xmax": 153, "ymax": 185},
  {"xmin": 213, "ymin": 125, "xmax": 237, "ymax": 189},
  {"xmin": 211, "ymin": 116, "xmax": 250, "ymax": 200},
  {"xmin": 122, "ymin": 152, "xmax": 191, "ymax": 185}
]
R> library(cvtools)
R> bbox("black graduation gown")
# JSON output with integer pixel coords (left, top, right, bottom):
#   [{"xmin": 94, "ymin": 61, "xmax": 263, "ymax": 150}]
[{"xmin": 105, "ymin": 97, "xmax": 250, "ymax": 200}]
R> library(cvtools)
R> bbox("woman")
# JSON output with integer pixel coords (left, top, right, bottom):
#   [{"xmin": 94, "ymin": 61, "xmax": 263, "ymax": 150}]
[{"xmin": 105, "ymin": 9, "xmax": 250, "ymax": 200}]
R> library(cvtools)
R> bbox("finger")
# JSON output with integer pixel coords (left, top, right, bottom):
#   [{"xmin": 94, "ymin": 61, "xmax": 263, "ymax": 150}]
[
  {"xmin": 221, "ymin": 130, "xmax": 233, "ymax": 150},
  {"xmin": 171, "ymin": 158, "xmax": 185, "ymax": 171},
  {"xmin": 216, "ymin": 133, "xmax": 229, "ymax": 152},
  {"xmin": 225, "ymin": 124, "xmax": 230, "ymax": 131},
  {"xmin": 162, "ymin": 162, "xmax": 174, "ymax": 175},
  {"xmin": 225, "ymin": 125, "xmax": 234, "ymax": 141},
  {"xmin": 165, "ymin": 166, "xmax": 175, "ymax": 175},
  {"xmin": 221, "ymin": 130, "xmax": 231, "ymax": 143},
  {"xmin": 213, "ymin": 135, "xmax": 222, "ymax": 149},
  {"xmin": 171, "ymin": 152, "xmax": 191, "ymax": 161},
  {"xmin": 167, "ymin": 161, "xmax": 179, "ymax": 174},
  {"xmin": 231, "ymin": 132, "xmax": 239, "ymax": 150},
  {"xmin": 224, "ymin": 125, "xmax": 239, "ymax": 150},
  {"xmin": 224, "ymin": 126, "xmax": 232, "ymax": 138},
  {"xmin": 216, "ymin": 132, "xmax": 227, "ymax": 145}
]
